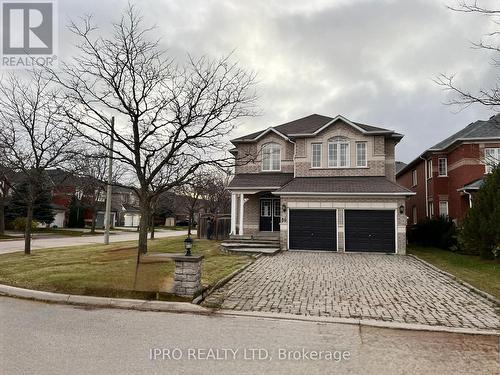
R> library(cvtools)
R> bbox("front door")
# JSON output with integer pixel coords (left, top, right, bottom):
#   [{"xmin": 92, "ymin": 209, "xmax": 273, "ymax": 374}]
[{"xmin": 260, "ymin": 199, "xmax": 280, "ymax": 232}]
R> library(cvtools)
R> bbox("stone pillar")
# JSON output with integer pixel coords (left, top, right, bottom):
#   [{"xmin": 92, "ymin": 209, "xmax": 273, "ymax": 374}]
[
  {"xmin": 172, "ymin": 255, "xmax": 204, "ymax": 298},
  {"xmin": 238, "ymin": 193, "xmax": 244, "ymax": 235},
  {"xmin": 230, "ymin": 193, "xmax": 237, "ymax": 235}
]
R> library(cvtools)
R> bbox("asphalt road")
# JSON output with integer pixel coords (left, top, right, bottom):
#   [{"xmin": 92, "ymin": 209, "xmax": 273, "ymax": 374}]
[
  {"xmin": 0, "ymin": 297, "xmax": 497, "ymax": 375},
  {"xmin": 0, "ymin": 230, "xmax": 188, "ymax": 254}
]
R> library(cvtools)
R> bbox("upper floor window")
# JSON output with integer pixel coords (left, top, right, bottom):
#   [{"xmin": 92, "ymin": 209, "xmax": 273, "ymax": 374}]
[
  {"xmin": 356, "ymin": 142, "xmax": 367, "ymax": 167},
  {"xmin": 311, "ymin": 143, "xmax": 322, "ymax": 168},
  {"xmin": 328, "ymin": 137, "xmax": 350, "ymax": 168},
  {"xmin": 427, "ymin": 159, "xmax": 433, "ymax": 179},
  {"xmin": 438, "ymin": 158, "xmax": 447, "ymax": 176},
  {"xmin": 412, "ymin": 169, "xmax": 418, "ymax": 186},
  {"xmin": 439, "ymin": 201, "xmax": 449, "ymax": 218},
  {"xmin": 484, "ymin": 148, "xmax": 500, "ymax": 174},
  {"xmin": 262, "ymin": 143, "xmax": 281, "ymax": 171}
]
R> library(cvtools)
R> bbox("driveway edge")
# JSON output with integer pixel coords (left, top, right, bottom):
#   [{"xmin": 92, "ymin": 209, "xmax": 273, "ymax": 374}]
[
  {"xmin": 408, "ymin": 254, "xmax": 500, "ymax": 306},
  {"xmin": 218, "ymin": 310, "xmax": 500, "ymax": 336},
  {"xmin": 0, "ymin": 282, "xmax": 498, "ymax": 336}
]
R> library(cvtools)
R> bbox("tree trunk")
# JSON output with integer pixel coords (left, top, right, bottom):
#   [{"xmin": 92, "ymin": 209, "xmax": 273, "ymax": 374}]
[
  {"xmin": 90, "ymin": 209, "xmax": 97, "ymax": 234},
  {"xmin": 150, "ymin": 212, "xmax": 155, "ymax": 240},
  {"xmin": 138, "ymin": 200, "xmax": 151, "ymax": 254},
  {"xmin": 24, "ymin": 203, "xmax": 33, "ymax": 255},
  {"xmin": 0, "ymin": 197, "xmax": 5, "ymax": 236}
]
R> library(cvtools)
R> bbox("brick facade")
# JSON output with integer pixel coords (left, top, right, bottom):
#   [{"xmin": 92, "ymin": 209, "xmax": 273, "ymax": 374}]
[{"xmin": 397, "ymin": 142, "xmax": 500, "ymax": 224}]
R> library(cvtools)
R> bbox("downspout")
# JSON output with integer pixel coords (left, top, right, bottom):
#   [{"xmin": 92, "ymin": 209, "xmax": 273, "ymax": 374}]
[
  {"xmin": 288, "ymin": 138, "xmax": 296, "ymax": 178},
  {"xmin": 464, "ymin": 191, "xmax": 473, "ymax": 208},
  {"xmin": 419, "ymin": 155, "xmax": 429, "ymax": 217}
]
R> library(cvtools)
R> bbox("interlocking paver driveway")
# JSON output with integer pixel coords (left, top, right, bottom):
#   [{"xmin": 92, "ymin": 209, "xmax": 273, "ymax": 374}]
[{"xmin": 205, "ymin": 252, "xmax": 499, "ymax": 330}]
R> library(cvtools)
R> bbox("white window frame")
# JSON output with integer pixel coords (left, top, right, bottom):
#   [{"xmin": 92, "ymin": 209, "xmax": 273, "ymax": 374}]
[
  {"xmin": 439, "ymin": 201, "xmax": 449, "ymax": 218},
  {"xmin": 261, "ymin": 143, "xmax": 281, "ymax": 172},
  {"xmin": 428, "ymin": 201, "xmax": 434, "ymax": 218},
  {"xmin": 328, "ymin": 137, "xmax": 350, "ymax": 168},
  {"xmin": 427, "ymin": 159, "xmax": 433, "ymax": 179},
  {"xmin": 412, "ymin": 206, "xmax": 417, "ymax": 225},
  {"xmin": 484, "ymin": 147, "xmax": 500, "ymax": 174},
  {"xmin": 412, "ymin": 169, "xmax": 418, "ymax": 187},
  {"xmin": 438, "ymin": 158, "xmax": 448, "ymax": 177},
  {"xmin": 311, "ymin": 143, "xmax": 322, "ymax": 168},
  {"xmin": 356, "ymin": 142, "xmax": 367, "ymax": 167}
]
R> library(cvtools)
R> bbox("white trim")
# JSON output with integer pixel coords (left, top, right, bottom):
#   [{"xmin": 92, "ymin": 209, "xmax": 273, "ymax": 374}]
[
  {"xmin": 230, "ymin": 193, "xmax": 237, "ymax": 235},
  {"xmin": 253, "ymin": 127, "xmax": 291, "ymax": 142},
  {"xmin": 238, "ymin": 193, "xmax": 244, "ymax": 235},
  {"xmin": 274, "ymin": 192, "xmax": 416, "ymax": 196},
  {"xmin": 438, "ymin": 200, "xmax": 449, "ymax": 218},
  {"xmin": 394, "ymin": 209, "xmax": 398, "ymax": 254}
]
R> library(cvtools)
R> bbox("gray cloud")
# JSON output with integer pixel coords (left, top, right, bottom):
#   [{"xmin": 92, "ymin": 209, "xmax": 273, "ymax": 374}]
[{"xmin": 56, "ymin": 0, "xmax": 497, "ymax": 162}]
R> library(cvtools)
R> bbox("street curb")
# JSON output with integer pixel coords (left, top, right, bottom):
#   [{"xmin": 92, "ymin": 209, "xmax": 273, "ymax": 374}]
[
  {"xmin": 408, "ymin": 254, "xmax": 500, "ymax": 306},
  {"xmin": 0, "ymin": 283, "xmax": 498, "ymax": 336},
  {"xmin": 218, "ymin": 310, "xmax": 500, "ymax": 336},
  {"xmin": 0, "ymin": 284, "xmax": 209, "ymax": 314}
]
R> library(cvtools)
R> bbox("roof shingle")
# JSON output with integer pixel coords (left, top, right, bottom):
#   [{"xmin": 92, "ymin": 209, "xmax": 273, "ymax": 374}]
[
  {"xmin": 274, "ymin": 176, "xmax": 413, "ymax": 195},
  {"xmin": 228, "ymin": 173, "xmax": 294, "ymax": 189}
]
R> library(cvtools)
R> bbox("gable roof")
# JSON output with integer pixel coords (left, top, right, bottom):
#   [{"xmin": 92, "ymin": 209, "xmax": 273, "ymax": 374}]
[
  {"xmin": 397, "ymin": 113, "xmax": 500, "ymax": 177},
  {"xmin": 231, "ymin": 114, "xmax": 401, "ymax": 143},
  {"xmin": 429, "ymin": 113, "xmax": 500, "ymax": 151}
]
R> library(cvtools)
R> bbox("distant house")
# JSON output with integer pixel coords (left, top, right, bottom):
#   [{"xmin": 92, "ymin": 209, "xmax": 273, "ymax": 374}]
[{"xmin": 396, "ymin": 114, "xmax": 500, "ymax": 224}]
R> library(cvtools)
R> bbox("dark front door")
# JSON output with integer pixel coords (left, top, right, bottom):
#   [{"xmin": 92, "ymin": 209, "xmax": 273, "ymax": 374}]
[
  {"xmin": 289, "ymin": 209, "xmax": 337, "ymax": 250},
  {"xmin": 260, "ymin": 199, "xmax": 280, "ymax": 232},
  {"xmin": 345, "ymin": 210, "xmax": 395, "ymax": 253}
]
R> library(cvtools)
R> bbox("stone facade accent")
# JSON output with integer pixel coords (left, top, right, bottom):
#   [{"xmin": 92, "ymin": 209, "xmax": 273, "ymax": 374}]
[{"xmin": 172, "ymin": 255, "xmax": 204, "ymax": 298}]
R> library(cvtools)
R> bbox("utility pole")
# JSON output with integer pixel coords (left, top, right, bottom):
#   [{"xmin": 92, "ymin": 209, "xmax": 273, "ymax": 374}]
[{"xmin": 104, "ymin": 117, "xmax": 114, "ymax": 245}]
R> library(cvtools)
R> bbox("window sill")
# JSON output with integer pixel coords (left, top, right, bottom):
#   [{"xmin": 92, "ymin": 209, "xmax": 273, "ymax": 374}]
[{"xmin": 437, "ymin": 175, "xmax": 448, "ymax": 178}]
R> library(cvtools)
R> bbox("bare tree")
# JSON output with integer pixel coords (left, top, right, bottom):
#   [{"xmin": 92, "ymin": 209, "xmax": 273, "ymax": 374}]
[
  {"xmin": 201, "ymin": 170, "xmax": 231, "ymax": 214},
  {"xmin": 176, "ymin": 175, "xmax": 209, "ymax": 237},
  {"xmin": 0, "ymin": 70, "xmax": 74, "ymax": 254},
  {"xmin": 436, "ymin": 1, "xmax": 500, "ymax": 113},
  {"xmin": 49, "ymin": 4, "xmax": 256, "ymax": 254},
  {"xmin": 0, "ymin": 165, "xmax": 13, "ymax": 236}
]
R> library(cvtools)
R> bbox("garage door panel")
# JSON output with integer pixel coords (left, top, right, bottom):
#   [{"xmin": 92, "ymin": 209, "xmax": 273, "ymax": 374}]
[
  {"xmin": 289, "ymin": 209, "xmax": 336, "ymax": 251},
  {"xmin": 345, "ymin": 210, "xmax": 395, "ymax": 253}
]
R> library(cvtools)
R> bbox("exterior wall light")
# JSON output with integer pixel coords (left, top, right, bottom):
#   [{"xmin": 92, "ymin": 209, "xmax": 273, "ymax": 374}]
[
  {"xmin": 399, "ymin": 205, "xmax": 405, "ymax": 214},
  {"xmin": 282, "ymin": 204, "xmax": 287, "ymax": 213}
]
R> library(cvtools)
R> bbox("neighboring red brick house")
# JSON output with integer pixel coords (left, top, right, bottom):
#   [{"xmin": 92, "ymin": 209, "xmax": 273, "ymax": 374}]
[{"xmin": 396, "ymin": 114, "xmax": 500, "ymax": 225}]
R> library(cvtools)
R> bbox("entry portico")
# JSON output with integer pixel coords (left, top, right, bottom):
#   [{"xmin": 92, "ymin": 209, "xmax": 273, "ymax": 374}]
[{"xmin": 228, "ymin": 173, "xmax": 293, "ymax": 236}]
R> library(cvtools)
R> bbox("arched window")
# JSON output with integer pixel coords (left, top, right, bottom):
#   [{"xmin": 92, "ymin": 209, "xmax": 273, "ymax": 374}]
[
  {"xmin": 261, "ymin": 143, "xmax": 281, "ymax": 171},
  {"xmin": 328, "ymin": 136, "xmax": 350, "ymax": 167}
]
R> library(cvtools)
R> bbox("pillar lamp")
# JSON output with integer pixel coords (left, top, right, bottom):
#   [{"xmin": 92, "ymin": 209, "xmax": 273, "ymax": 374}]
[{"xmin": 184, "ymin": 236, "xmax": 193, "ymax": 256}]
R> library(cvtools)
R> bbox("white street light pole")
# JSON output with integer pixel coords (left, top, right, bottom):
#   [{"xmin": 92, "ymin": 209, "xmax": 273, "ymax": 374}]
[{"xmin": 104, "ymin": 116, "xmax": 115, "ymax": 245}]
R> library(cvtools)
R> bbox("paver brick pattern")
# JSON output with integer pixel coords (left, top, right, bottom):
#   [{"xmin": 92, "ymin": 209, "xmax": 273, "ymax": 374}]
[{"xmin": 204, "ymin": 252, "xmax": 499, "ymax": 330}]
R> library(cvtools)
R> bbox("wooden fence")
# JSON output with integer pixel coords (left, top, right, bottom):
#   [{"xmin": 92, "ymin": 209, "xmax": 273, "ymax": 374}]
[{"xmin": 197, "ymin": 213, "xmax": 231, "ymax": 240}]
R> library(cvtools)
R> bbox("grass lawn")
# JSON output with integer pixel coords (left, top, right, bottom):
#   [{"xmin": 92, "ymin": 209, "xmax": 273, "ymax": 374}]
[
  {"xmin": 408, "ymin": 246, "xmax": 500, "ymax": 299},
  {"xmin": 0, "ymin": 236, "xmax": 252, "ymax": 301},
  {"xmin": 31, "ymin": 228, "xmax": 104, "ymax": 237}
]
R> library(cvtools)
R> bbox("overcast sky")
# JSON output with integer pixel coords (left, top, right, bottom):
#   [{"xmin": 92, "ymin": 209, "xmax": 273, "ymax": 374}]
[{"xmin": 57, "ymin": 0, "xmax": 498, "ymax": 163}]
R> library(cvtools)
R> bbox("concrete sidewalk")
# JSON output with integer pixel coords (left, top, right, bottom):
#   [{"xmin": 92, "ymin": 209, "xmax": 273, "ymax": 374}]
[{"xmin": 0, "ymin": 230, "xmax": 188, "ymax": 254}]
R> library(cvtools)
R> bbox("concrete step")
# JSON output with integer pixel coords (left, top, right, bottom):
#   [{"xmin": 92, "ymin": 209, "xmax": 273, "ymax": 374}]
[
  {"xmin": 221, "ymin": 242, "xmax": 280, "ymax": 249},
  {"xmin": 222, "ymin": 239, "xmax": 280, "ymax": 246},
  {"xmin": 222, "ymin": 247, "xmax": 280, "ymax": 255}
]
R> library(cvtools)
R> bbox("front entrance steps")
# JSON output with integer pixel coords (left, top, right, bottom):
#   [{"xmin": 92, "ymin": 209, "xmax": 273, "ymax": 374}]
[{"xmin": 221, "ymin": 234, "xmax": 280, "ymax": 255}]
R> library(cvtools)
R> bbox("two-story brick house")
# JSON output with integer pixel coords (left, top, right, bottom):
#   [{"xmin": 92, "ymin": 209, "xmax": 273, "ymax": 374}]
[
  {"xmin": 228, "ymin": 114, "xmax": 414, "ymax": 254},
  {"xmin": 396, "ymin": 114, "xmax": 500, "ymax": 225}
]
